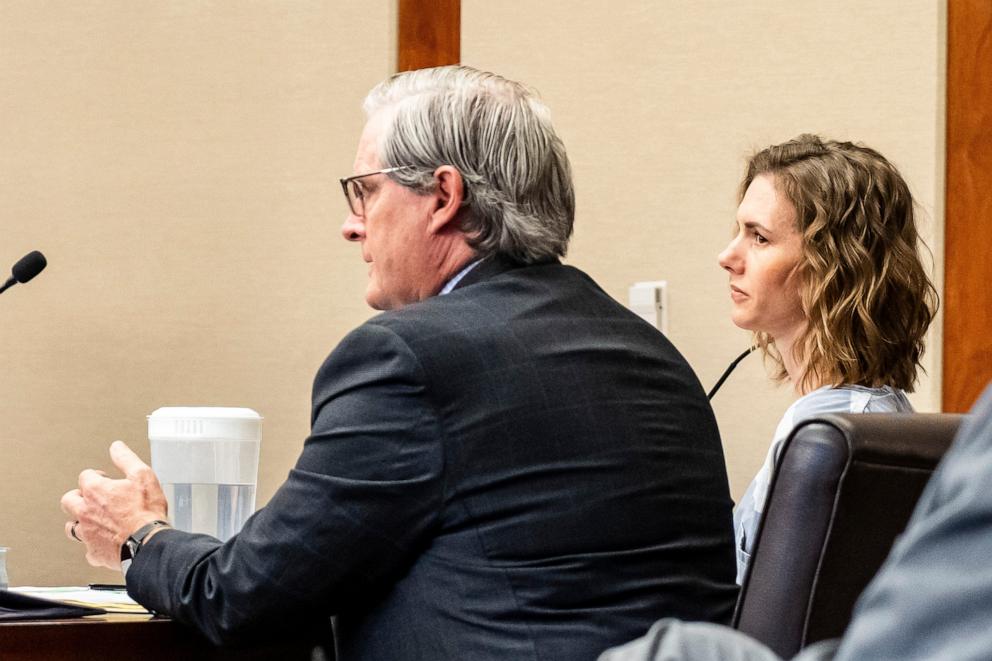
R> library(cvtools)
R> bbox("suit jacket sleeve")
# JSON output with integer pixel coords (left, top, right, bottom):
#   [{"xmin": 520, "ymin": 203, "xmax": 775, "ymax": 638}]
[{"xmin": 125, "ymin": 322, "xmax": 445, "ymax": 645}]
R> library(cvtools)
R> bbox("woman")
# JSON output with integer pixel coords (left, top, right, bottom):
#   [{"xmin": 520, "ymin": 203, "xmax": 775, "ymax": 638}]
[{"xmin": 718, "ymin": 134, "xmax": 938, "ymax": 582}]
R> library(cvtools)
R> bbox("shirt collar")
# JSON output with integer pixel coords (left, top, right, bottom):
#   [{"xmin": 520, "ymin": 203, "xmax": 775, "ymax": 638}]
[{"xmin": 439, "ymin": 258, "xmax": 483, "ymax": 295}]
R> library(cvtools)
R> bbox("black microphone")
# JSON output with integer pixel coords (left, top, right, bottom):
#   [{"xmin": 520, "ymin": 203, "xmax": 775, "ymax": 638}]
[{"xmin": 0, "ymin": 251, "xmax": 47, "ymax": 296}]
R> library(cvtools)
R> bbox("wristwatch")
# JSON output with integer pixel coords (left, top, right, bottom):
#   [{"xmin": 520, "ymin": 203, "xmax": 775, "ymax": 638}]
[{"xmin": 120, "ymin": 519, "xmax": 170, "ymax": 576}]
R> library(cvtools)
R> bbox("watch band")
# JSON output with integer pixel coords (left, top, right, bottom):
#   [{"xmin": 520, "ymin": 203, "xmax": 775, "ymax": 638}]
[{"xmin": 120, "ymin": 519, "xmax": 170, "ymax": 568}]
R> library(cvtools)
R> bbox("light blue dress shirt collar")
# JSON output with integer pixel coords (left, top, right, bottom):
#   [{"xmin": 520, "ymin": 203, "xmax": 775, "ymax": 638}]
[{"xmin": 439, "ymin": 258, "xmax": 483, "ymax": 295}]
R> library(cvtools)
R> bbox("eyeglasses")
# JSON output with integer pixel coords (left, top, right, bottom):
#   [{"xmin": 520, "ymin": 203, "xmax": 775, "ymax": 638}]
[{"xmin": 339, "ymin": 166, "xmax": 415, "ymax": 217}]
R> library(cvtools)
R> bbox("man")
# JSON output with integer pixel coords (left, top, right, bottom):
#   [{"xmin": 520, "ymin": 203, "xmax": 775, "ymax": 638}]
[
  {"xmin": 62, "ymin": 66, "xmax": 737, "ymax": 659},
  {"xmin": 600, "ymin": 382, "xmax": 992, "ymax": 661}
]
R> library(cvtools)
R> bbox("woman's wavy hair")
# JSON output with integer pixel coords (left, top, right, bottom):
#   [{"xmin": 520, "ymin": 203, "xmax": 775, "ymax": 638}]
[{"xmin": 742, "ymin": 134, "xmax": 938, "ymax": 393}]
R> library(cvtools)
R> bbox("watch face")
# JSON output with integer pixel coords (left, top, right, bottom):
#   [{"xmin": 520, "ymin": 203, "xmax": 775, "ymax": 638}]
[{"xmin": 121, "ymin": 538, "xmax": 139, "ymax": 562}]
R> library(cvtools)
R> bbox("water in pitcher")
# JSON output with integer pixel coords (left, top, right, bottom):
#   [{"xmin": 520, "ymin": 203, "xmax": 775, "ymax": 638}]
[{"xmin": 163, "ymin": 483, "xmax": 256, "ymax": 542}]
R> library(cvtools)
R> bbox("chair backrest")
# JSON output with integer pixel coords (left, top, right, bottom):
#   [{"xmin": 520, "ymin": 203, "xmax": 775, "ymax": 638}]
[{"xmin": 732, "ymin": 412, "xmax": 964, "ymax": 658}]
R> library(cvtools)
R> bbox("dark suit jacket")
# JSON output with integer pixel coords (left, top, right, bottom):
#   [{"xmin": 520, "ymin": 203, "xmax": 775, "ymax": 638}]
[{"xmin": 128, "ymin": 256, "xmax": 738, "ymax": 660}]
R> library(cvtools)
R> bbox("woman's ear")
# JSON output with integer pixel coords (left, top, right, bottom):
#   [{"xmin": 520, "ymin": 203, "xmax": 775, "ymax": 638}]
[{"xmin": 428, "ymin": 165, "xmax": 465, "ymax": 234}]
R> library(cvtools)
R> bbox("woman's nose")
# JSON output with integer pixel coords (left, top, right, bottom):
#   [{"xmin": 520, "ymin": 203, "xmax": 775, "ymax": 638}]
[{"xmin": 718, "ymin": 238, "xmax": 743, "ymax": 274}]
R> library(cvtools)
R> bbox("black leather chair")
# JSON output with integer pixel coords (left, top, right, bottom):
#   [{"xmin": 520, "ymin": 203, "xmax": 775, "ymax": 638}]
[{"xmin": 732, "ymin": 412, "xmax": 965, "ymax": 658}]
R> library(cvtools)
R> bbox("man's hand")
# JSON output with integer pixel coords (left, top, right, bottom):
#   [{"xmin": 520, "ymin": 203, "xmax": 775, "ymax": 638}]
[{"xmin": 61, "ymin": 441, "xmax": 169, "ymax": 570}]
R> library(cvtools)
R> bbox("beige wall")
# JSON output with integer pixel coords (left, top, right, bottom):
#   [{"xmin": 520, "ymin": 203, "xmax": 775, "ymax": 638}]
[
  {"xmin": 462, "ymin": 1, "xmax": 946, "ymax": 498},
  {"xmin": 1, "ymin": 2, "xmax": 945, "ymax": 586},
  {"xmin": 0, "ymin": 2, "xmax": 394, "ymax": 585}
]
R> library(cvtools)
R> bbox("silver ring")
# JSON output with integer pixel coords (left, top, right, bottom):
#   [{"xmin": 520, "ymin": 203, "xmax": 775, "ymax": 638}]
[{"xmin": 70, "ymin": 521, "xmax": 81, "ymax": 542}]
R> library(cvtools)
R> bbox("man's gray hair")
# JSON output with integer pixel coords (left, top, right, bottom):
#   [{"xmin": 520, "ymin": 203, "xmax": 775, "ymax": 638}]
[{"xmin": 363, "ymin": 66, "xmax": 575, "ymax": 264}]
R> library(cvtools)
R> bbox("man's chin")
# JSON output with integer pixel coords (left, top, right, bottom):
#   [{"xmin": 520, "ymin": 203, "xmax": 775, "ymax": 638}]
[
  {"xmin": 366, "ymin": 296, "xmax": 389, "ymax": 312},
  {"xmin": 366, "ymin": 282, "xmax": 422, "ymax": 312},
  {"xmin": 365, "ymin": 286, "xmax": 394, "ymax": 312}
]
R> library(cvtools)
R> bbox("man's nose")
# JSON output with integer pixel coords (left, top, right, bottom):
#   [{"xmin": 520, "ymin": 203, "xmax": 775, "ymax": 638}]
[{"xmin": 341, "ymin": 213, "xmax": 365, "ymax": 242}]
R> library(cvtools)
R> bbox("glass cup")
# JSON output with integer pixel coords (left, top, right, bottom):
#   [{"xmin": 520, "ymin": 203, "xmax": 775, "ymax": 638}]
[{"xmin": 0, "ymin": 547, "xmax": 9, "ymax": 590}]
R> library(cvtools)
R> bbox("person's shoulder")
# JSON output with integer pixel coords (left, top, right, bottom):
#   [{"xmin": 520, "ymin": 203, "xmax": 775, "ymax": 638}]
[
  {"xmin": 942, "ymin": 383, "xmax": 992, "ymax": 466},
  {"xmin": 787, "ymin": 386, "xmax": 859, "ymax": 422},
  {"xmin": 789, "ymin": 384, "xmax": 912, "ymax": 422},
  {"xmin": 348, "ymin": 292, "xmax": 492, "ymax": 358},
  {"xmin": 353, "ymin": 261, "xmax": 635, "ymax": 354},
  {"xmin": 371, "ymin": 261, "xmax": 596, "ymax": 321},
  {"xmin": 363, "ymin": 291, "xmax": 476, "ymax": 334},
  {"xmin": 457, "ymin": 258, "xmax": 602, "ymax": 294}
]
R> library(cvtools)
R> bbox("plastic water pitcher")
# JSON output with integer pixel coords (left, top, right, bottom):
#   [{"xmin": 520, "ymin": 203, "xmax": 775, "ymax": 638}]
[{"xmin": 148, "ymin": 407, "xmax": 261, "ymax": 542}]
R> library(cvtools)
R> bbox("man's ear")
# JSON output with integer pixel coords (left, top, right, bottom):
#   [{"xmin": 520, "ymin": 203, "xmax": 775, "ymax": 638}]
[{"xmin": 428, "ymin": 165, "xmax": 465, "ymax": 234}]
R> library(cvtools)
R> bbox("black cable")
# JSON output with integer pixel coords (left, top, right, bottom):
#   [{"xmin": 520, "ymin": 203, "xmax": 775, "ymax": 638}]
[{"xmin": 707, "ymin": 346, "xmax": 756, "ymax": 400}]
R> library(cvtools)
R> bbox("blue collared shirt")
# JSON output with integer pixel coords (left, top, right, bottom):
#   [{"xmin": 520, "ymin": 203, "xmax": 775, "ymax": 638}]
[{"xmin": 439, "ymin": 258, "xmax": 483, "ymax": 295}]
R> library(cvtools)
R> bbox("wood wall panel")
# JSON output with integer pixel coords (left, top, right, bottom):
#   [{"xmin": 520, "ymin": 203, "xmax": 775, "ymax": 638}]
[
  {"xmin": 397, "ymin": 0, "xmax": 460, "ymax": 72},
  {"xmin": 944, "ymin": 0, "xmax": 992, "ymax": 412}
]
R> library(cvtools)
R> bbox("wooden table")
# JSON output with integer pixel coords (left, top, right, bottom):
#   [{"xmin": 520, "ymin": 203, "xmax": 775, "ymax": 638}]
[{"xmin": 0, "ymin": 614, "xmax": 317, "ymax": 660}]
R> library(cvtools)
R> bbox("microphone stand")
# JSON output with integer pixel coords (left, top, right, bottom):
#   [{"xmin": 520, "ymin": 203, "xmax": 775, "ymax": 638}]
[{"xmin": 0, "ymin": 276, "xmax": 17, "ymax": 296}]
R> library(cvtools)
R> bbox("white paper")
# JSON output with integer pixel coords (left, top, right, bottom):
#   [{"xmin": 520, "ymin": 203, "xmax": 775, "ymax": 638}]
[{"xmin": 9, "ymin": 586, "xmax": 150, "ymax": 614}]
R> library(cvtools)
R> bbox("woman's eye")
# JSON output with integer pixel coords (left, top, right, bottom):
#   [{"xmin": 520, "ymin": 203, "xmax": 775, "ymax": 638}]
[{"xmin": 753, "ymin": 233, "xmax": 768, "ymax": 245}]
